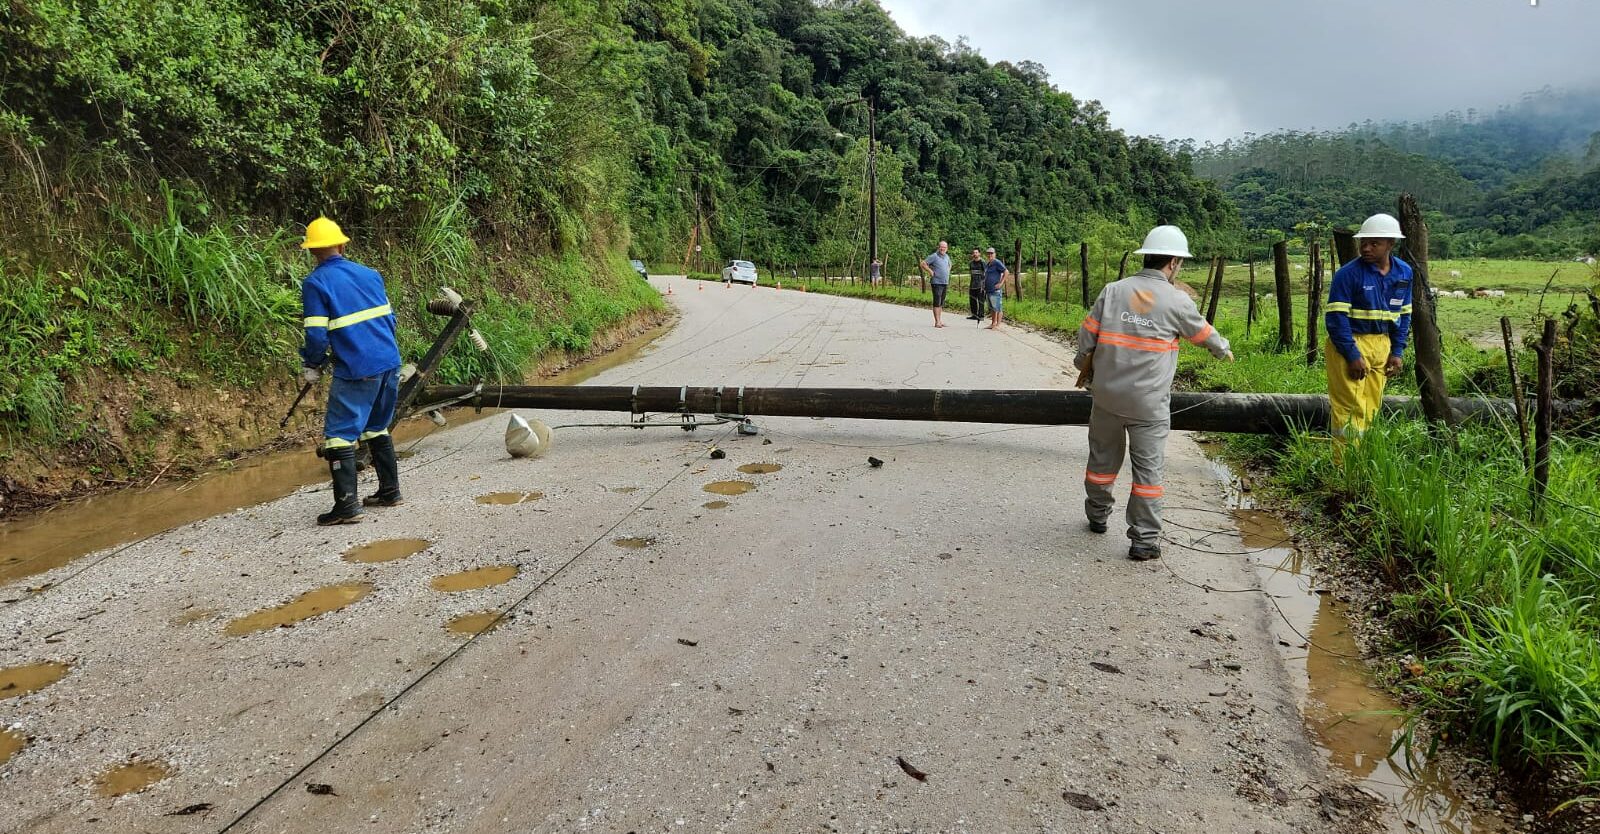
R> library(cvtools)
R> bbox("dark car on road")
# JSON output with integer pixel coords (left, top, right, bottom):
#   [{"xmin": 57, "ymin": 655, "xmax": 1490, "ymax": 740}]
[{"xmin": 629, "ymin": 259, "xmax": 649, "ymax": 279}]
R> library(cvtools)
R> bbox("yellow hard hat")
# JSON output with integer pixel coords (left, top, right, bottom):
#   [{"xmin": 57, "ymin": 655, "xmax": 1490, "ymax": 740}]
[{"xmin": 301, "ymin": 216, "xmax": 351, "ymax": 250}]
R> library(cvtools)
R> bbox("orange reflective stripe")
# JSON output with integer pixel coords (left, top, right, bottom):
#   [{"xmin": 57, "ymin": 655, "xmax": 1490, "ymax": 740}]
[
  {"xmin": 1187, "ymin": 323, "xmax": 1214, "ymax": 344},
  {"xmin": 1096, "ymin": 331, "xmax": 1180, "ymax": 353},
  {"xmin": 1082, "ymin": 316, "xmax": 1101, "ymax": 334},
  {"xmin": 1084, "ymin": 470, "xmax": 1117, "ymax": 485},
  {"xmin": 1130, "ymin": 483, "xmax": 1164, "ymax": 499}
]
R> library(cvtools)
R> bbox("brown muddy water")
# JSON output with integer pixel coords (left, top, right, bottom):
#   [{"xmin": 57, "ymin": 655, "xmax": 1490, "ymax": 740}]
[
  {"xmin": 1213, "ymin": 469, "xmax": 1501, "ymax": 832},
  {"xmin": 735, "ymin": 463, "xmax": 783, "ymax": 475},
  {"xmin": 343, "ymin": 538, "xmax": 432, "ymax": 564},
  {"xmin": 702, "ymin": 500, "xmax": 731, "ymax": 510},
  {"xmin": 0, "ymin": 727, "xmax": 25, "ymax": 766},
  {"xmin": 95, "ymin": 759, "xmax": 174, "ymax": 797},
  {"xmin": 430, "ymin": 565, "xmax": 518, "ymax": 593},
  {"xmin": 445, "ymin": 611, "xmax": 503, "ymax": 636},
  {"xmin": 0, "ymin": 660, "xmax": 71, "ymax": 700},
  {"xmin": 0, "ymin": 320, "xmax": 670, "ymax": 588},
  {"xmin": 703, "ymin": 480, "xmax": 756, "ymax": 496},
  {"xmin": 224, "ymin": 583, "xmax": 375, "ymax": 637},
  {"xmin": 475, "ymin": 491, "xmax": 544, "ymax": 506},
  {"xmin": 612, "ymin": 536, "xmax": 655, "ymax": 549}
]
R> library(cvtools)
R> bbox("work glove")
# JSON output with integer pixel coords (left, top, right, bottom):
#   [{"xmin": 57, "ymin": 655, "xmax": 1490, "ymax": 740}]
[{"xmin": 300, "ymin": 366, "xmax": 321, "ymax": 386}]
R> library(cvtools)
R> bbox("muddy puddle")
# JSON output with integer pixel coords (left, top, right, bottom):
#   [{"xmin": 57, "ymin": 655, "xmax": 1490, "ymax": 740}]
[
  {"xmin": 1209, "ymin": 459, "xmax": 1501, "ymax": 833},
  {"xmin": 0, "ymin": 319, "xmax": 670, "ymax": 589},
  {"xmin": 704, "ymin": 480, "xmax": 756, "ymax": 496},
  {"xmin": 703, "ymin": 500, "xmax": 730, "ymax": 510},
  {"xmin": 475, "ymin": 491, "xmax": 544, "ymax": 505},
  {"xmin": 224, "ymin": 583, "xmax": 375, "ymax": 637},
  {"xmin": 343, "ymin": 538, "xmax": 432, "ymax": 564},
  {"xmin": 445, "ymin": 611, "xmax": 503, "ymax": 636},
  {"xmin": 95, "ymin": 759, "xmax": 174, "ymax": 796},
  {"xmin": 0, "ymin": 728, "xmax": 25, "ymax": 766},
  {"xmin": 735, "ymin": 463, "xmax": 783, "ymax": 475},
  {"xmin": 612, "ymin": 536, "xmax": 655, "ymax": 549},
  {"xmin": 430, "ymin": 565, "xmax": 518, "ymax": 592},
  {"xmin": 0, "ymin": 661, "xmax": 71, "ymax": 700}
]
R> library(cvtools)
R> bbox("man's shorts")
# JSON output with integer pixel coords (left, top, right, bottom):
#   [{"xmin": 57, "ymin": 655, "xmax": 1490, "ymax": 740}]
[
  {"xmin": 931, "ymin": 283, "xmax": 948, "ymax": 307},
  {"xmin": 987, "ymin": 292, "xmax": 1003, "ymax": 313}
]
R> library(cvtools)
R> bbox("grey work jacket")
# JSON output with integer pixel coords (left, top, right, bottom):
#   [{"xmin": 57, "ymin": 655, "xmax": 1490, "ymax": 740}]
[{"xmin": 1074, "ymin": 269, "xmax": 1231, "ymax": 421}]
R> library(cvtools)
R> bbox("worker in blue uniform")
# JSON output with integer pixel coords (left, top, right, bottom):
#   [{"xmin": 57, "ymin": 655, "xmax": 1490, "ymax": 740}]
[{"xmin": 298, "ymin": 216, "xmax": 404, "ymax": 525}]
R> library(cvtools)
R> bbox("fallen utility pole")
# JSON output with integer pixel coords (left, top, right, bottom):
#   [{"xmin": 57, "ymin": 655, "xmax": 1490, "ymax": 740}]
[{"xmin": 413, "ymin": 385, "xmax": 1541, "ymax": 437}]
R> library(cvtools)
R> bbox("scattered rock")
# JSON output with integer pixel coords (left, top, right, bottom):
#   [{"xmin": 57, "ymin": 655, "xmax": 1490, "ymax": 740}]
[
  {"xmin": 1062, "ymin": 791, "xmax": 1106, "ymax": 811},
  {"xmin": 1089, "ymin": 661, "xmax": 1122, "ymax": 674},
  {"xmin": 305, "ymin": 783, "xmax": 338, "ymax": 796},
  {"xmin": 709, "ymin": 449, "xmax": 726, "ymax": 460},
  {"xmin": 676, "ymin": 638, "xmax": 699, "ymax": 647},
  {"xmin": 164, "ymin": 803, "xmax": 214, "ymax": 816},
  {"xmin": 936, "ymin": 552, "xmax": 953, "ymax": 560},
  {"xmin": 1222, "ymin": 661, "xmax": 1242, "ymax": 671},
  {"xmin": 866, "ymin": 456, "xmax": 884, "ymax": 468}
]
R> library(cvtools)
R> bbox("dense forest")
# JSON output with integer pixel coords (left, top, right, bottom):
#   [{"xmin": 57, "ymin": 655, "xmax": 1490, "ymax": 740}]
[
  {"xmin": 1180, "ymin": 87, "xmax": 1600, "ymax": 257},
  {"xmin": 0, "ymin": 0, "xmax": 1230, "ymax": 499}
]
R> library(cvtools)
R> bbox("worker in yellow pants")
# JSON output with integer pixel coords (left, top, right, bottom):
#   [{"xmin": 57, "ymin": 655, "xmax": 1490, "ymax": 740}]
[{"xmin": 1324, "ymin": 213, "xmax": 1413, "ymax": 438}]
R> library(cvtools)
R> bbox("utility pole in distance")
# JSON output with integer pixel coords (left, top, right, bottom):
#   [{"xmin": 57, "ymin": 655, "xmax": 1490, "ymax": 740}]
[{"xmin": 834, "ymin": 97, "xmax": 877, "ymax": 282}]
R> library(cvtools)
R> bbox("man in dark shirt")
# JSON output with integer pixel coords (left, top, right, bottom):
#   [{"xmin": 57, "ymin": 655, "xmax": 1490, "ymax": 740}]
[
  {"xmin": 983, "ymin": 247, "xmax": 1009, "ymax": 330},
  {"xmin": 967, "ymin": 249, "xmax": 985, "ymax": 320}
]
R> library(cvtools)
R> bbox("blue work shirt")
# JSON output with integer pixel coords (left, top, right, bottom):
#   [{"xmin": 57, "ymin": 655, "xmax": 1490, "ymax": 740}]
[
  {"xmin": 1324, "ymin": 256, "xmax": 1413, "ymax": 363},
  {"xmin": 923, "ymin": 251, "xmax": 951, "ymax": 285},
  {"xmin": 299, "ymin": 255, "xmax": 403, "ymax": 380},
  {"xmin": 983, "ymin": 258, "xmax": 1007, "ymax": 294}
]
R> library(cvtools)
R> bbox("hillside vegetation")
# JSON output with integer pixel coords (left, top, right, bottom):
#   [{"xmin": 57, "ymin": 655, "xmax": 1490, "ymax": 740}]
[{"xmin": 0, "ymin": 0, "xmax": 1235, "ymax": 507}]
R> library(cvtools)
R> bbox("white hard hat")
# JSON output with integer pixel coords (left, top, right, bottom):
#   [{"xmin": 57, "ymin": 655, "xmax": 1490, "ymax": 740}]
[
  {"xmin": 505, "ymin": 413, "xmax": 552, "ymax": 458},
  {"xmin": 1354, "ymin": 213, "xmax": 1405, "ymax": 240},
  {"xmin": 1133, "ymin": 225, "xmax": 1192, "ymax": 259}
]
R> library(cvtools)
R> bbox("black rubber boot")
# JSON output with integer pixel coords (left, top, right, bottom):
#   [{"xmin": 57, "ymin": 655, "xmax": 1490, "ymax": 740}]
[
  {"xmin": 317, "ymin": 446, "xmax": 364, "ymax": 526},
  {"xmin": 362, "ymin": 434, "xmax": 403, "ymax": 508}
]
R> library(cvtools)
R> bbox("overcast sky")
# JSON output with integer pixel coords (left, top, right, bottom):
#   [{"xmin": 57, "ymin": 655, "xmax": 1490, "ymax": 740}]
[{"xmin": 876, "ymin": 0, "xmax": 1600, "ymax": 143}]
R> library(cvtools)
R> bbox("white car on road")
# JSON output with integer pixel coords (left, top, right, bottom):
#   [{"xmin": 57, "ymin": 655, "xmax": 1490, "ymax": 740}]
[{"xmin": 721, "ymin": 260, "xmax": 759, "ymax": 285}]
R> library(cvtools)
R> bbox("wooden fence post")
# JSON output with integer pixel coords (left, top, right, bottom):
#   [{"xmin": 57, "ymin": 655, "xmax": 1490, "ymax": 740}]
[
  {"xmin": 1502, "ymin": 316, "xmax": 1532, "ymax": 474},
  {"xmin": 1045, "ymin": 251, "xmax": 1054, "ymax": 302},
  {"xmin": 1116, "ymin": 250, "xmax": 1130, "ymax": 282},
  {"xmin": 1532, "ymin": 318, "xmax": 1556, "ymax": 519},
  {"xmin": 1246, "ymin": 260, "xmax": 1257, "ymax": 337},
  {"xmin": 1206, "ymin": 257, "xmax": 1225, "ymax": 324},
  {"xmin": 1013, "ymin": 238, "xmax": 1023, "ymax": 301},
  {"xmin": 1080, "ymin": 243, "xmax": 1091, "ymax": 310},
  {"xmin": 1273, "ymin": 241, "xmax": 1293, "ymax": 351},
  {"xmin": 1397, "ymin": 193, "xmax": 1455, "ymax": 428},
  {"xmin": 1305, "ymin": 242, "xmax": 1322, "ymax": 367},
  {"xmin": 1332, "ymin": 229, "xmax": 1357, "ymax": 268}
]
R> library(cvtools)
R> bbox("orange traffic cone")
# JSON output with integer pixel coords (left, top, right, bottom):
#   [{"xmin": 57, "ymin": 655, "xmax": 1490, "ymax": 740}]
[
  {"xmin": 667, "ymin": 284, "xmax": 674, "ymax": 295},
  {"xmin": 697, "ymin": 282, "xmax": 703, "ymax": 291},
  {"xmin": 776, "ymin": 281, "xmax": 782, "ymax": 290}
]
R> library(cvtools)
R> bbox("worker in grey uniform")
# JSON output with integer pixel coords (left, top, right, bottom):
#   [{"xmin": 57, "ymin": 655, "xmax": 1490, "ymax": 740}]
[{"xmin": 1073, "ymin": 225, "xmax": 1233, "ymax": 560}]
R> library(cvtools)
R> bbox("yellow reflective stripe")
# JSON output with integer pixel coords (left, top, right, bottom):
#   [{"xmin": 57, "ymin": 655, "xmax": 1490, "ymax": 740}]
[
  {"xmin": 303, "ymin": 316, "xmax": 330, "ymax": 328},
  {"xmin": 1324, "ymin": 302, "xmax": 1352, "ymax": 313},
  {"xmin": 327, "ymin": 304, "xmax": 393, "ymax": 330},
  {"xmin": 358, "ymin": 429, "xmax": 390, "ymax": 441},
  {"xmin": 1399, "ymin": 305, "xmax": 1413, "ymax": 314},
  {"xmin": 323, "ymin": 437, "xmax": 356, "ymax": 449},
  {"xmin": 1347, "ymin": 309, "xmax": 1399, "ymax": 321}
]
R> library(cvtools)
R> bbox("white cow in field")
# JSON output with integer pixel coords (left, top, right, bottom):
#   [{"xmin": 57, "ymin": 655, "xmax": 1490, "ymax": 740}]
[{"xmin": 1448, "ymin": 270, "xmax": 1462, "ymax": 279}]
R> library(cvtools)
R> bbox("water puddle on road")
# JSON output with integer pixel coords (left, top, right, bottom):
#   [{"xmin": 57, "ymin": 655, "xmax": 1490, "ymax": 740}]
[
  {"xmin": 1217, "ymin": 491, "xmax": 1501, "ymax": 832},
  {"xmin": 343, "ymin": 538, "xmax": 431, "ymax": 564},
  {"xmin": 704, "ymin": 480, "xmax": 756, "ymax": 496},
  {"xmin": 224, "ymin": 583, "xmax": 374, "ymax": 637},
  {"xmin": 736, "ymin": 463, "xmax": 783, "ymax": 475},
  {"xmin": 0, "ymin": 318, "xmax": 671, "ymax": 589},
  {"xmin": 612, "ymin": 536, "xmax": 655, "ymax": 549},
  {"xmin": 430, "ymin": 565, "xmax": 518, "ymax": 593},
  {"xmin": 474, "ymin": 492, "xmax": 544, "ymax": 506},
  {"xmin": 703, "ymin": 501, "xmax": 731, "ymax": 510},
  {"xmin": 0, "ymin": 661, "xmax": 71, "ymax": 700},
  {"xmin": 445, "ymin": 611, "xmax": 503, "ymax": 636},
  {"xmin": 0, "ymin": 728, "xmax": 25, "ymax": 766},
  {"xmin": 95, "ymin": 759, "xmax": 174, "ymax": 797}
]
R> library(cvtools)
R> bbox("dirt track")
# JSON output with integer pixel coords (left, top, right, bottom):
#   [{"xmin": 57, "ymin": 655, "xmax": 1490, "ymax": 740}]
[{"xmin": 0, "ymin": 276, "xmax": 1372, "ymax": 833}]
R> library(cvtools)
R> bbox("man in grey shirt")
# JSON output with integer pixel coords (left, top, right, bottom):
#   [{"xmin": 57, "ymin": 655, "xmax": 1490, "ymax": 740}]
[{"xmin": 919, "ymin": 240, "xmax": 952, "ymax": 328}]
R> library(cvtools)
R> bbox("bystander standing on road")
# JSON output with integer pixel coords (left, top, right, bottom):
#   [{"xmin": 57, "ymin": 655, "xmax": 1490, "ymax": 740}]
[
  {"xmin": 870, "ymin": 258, "xmax": 882, "ymax": 287},
  {"xmin": 967, "ymin": 249, "xmax": 985, "ymax": 321},
  {"xmin": 983, "ymin": 247, "xmax": 1008, "ymax": 330},
  {"xmin": 919, "ymin": 240, "xmax": 952, "ymax": 327}
]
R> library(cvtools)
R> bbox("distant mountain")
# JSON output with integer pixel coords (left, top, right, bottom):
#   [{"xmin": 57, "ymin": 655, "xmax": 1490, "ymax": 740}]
[{"xmin": 1176, "ymin": 87, "xmax": 1600, "ymax": 257}]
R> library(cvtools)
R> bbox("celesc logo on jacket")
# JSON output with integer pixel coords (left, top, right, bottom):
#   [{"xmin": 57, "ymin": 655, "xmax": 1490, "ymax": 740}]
[{"xmin": 1120, "ymin": 310, "xmax": 1157, "ymax": 328}]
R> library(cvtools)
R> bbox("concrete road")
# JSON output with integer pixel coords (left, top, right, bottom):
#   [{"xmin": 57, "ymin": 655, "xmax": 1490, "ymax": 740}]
[{"xmin": 1, "ymin": 276, "xmax": 1359, "ymax": 833}]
